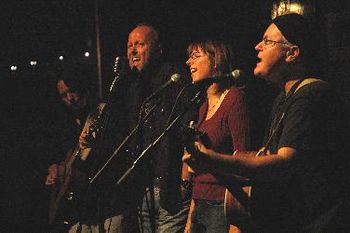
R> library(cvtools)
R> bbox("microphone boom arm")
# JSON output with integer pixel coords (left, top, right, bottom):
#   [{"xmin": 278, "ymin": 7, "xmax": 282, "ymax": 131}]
[
  {"xmin": 88, "ymin": 102, "xmax": 158, "ymax": 184},
  {"xmin": 116, "ymin": 90, "xmax": 203, "ymax": 185}
]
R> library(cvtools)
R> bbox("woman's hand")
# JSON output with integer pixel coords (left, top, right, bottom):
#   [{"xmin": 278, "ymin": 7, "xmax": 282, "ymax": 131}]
[{"xmin": 182, "ymin": 141, "xmax": 212, "ymax": 174}]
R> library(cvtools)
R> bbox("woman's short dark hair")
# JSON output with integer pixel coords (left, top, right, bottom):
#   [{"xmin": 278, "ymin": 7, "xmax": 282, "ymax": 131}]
[{"xmin": 187, "ymin": 39, "xmax": 235, "ymax": 76}]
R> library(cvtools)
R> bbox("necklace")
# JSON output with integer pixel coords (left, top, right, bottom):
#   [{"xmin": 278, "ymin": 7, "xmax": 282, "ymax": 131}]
[
  {"xmin": 207, "ymin": 98, "xmax": 220, "ymax": 113},
  {"xmin": 207, "ymin": 89, "xmax": 229, "ymax": 113}
]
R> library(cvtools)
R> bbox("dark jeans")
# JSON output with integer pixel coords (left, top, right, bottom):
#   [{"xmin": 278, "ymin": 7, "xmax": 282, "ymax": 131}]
[
  {"xmin": 190, "ymin": 199, "xmax": 229, "ymax": 233},
  {"xmin": 138, "ymin": 179, "xmax": 190, "ymax": 233}
]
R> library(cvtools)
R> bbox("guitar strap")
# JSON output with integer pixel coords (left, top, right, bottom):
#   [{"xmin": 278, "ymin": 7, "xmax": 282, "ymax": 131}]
[{"xmin": 261, "ymin": 78, "xmax": 323, "ymax": 154}]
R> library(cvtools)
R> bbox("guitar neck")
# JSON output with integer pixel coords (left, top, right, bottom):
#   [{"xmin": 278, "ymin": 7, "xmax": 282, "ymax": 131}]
[{"xmin": 65, "ymin": 145, "xmax": 81, "ymax": 168}]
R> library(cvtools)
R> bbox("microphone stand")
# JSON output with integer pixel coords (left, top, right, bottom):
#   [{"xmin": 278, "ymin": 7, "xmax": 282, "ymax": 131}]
[
  {"xmin": 89, "ymin": 101, "xmax": 159, "ymax": 184},
  {"xmin": 117, "ymin": 90, "xmax": 204, "ymax": 185}
]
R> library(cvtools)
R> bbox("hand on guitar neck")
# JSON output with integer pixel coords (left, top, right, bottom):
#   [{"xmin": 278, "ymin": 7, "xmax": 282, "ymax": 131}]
[
  {"xmin": 79, "ymin": 129, "xmax": 95, "ymax": 152},
  {"xmin": 79, "ymin": 119, "xmax": 98, "ymax": 150},
  {"xmin": 78, "ymin": 102, "xmax": 107, "ymax": 151},
  {"xmin": 77, "ymin": 109, "xmax": 104, "ymax": 160},
  {"xmin": 182, "ymin": 121, "xmax": 212, "ymax": 174}
]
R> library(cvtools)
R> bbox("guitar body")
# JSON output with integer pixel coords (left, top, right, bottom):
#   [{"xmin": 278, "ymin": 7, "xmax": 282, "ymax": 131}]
[
  {"xmin": 48, "ymin": 146, "xmax": 93, "ymax": 228},
  {"xmin": 224, "ymin": 186, "xmax": 253, "ymax": 232},
  {"xmin": 224, "ymin": 149, "xmax": 267, "ymax": 232}
]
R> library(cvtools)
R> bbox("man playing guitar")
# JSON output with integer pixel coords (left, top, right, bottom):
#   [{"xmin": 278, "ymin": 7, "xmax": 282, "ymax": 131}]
[{"xmin": 45, "ymin": 65, "xmax": 101, "ymax": 232}]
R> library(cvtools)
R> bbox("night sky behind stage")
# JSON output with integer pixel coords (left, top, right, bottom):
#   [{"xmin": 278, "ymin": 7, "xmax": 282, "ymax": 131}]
[{"xmin": 1, "ymin": 0, "xmax": 349, "ymax": 231}]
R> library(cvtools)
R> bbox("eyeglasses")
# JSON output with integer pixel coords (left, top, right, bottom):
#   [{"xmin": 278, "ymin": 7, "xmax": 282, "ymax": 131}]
[{"xmin": 258, "ymin": 38, "xmax": 292, "ymax": 48}]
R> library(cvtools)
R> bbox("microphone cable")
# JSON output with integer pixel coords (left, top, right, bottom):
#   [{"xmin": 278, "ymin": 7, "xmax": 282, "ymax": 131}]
[{"xmin": 165, "ymin": 83, "xmax": 192, "ymax": 127}]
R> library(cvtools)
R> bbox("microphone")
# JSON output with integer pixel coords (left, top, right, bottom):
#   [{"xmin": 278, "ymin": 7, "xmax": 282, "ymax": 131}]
[
  {"xmin": 193, "ymin": 69, "xmax": 245, "ymax": 87},
  {"xmin": 143, "ymin": 73, "xmax": 182, "ymax": 103}
]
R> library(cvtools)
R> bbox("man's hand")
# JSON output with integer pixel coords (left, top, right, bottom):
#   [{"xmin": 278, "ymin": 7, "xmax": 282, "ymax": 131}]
[
  {"xmin": 79, "ymin": 130, "xmax": 93, "ymax": 150},
  {"xmin": 45, "ymin": 164, "xmax": 58, "ymax": 186}
]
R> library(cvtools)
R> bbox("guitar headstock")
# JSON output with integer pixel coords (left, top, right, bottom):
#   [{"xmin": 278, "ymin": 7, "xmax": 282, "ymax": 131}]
[
  {"xmin": 113, "ymin": 56, "xmax": 128, "ymax": 76},
  {"xmin": 109, "ymin": 56, "xmax": 129, "ymax": 93}
]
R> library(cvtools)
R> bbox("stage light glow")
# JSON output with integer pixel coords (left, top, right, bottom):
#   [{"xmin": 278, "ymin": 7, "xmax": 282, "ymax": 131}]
[
  {"xmin": 271, "ymin": 0, "xmax": 311, "ymax": 19},
  {"xmin": 59, "ymin": 55, "xmax": 64, "ymax": 60},
  {"xmin": 10, "ymin": 65, "xmax": 18, "ymax": 71},
  {"xmin": 30, "ymin": 60, "xmax": 37, "ymax": 66},
  {"xmin": 84, "ymin": 52, "xmax": 90, "ymax": 57},
  {"xmin": 290, "ymin": 2, "xmax": 304, "ymax": 14}
]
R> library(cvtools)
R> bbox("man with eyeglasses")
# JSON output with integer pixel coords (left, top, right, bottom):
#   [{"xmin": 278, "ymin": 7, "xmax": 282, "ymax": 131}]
[{"xmin": 183, "ymin": 13, "xmax": 350, "ymax": 232}]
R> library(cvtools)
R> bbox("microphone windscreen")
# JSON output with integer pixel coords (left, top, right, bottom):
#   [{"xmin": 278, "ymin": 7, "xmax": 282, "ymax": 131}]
[
  {"xmin": 231, "ymin": 69, "xmax": 243, "ymax": 79},
  {"xmin": 171, "ymin": 73, "xmax": 181, "ymax": 82}
]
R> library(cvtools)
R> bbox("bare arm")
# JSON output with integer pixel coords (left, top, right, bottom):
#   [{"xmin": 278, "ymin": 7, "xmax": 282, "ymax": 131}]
[
  {"xmin": 183, "ymin": 142, "xmax": 297, "ymax": 182},
  {"xmin": 184, "ymin": 199, "xmax": 195, "ymax": 233}
]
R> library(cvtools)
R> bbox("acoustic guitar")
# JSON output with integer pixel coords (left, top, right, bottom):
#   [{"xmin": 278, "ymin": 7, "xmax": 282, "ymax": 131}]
[
  {"xmin": 48, "ymin": 102, "xmax": 108, "ymax": 227},
  {"xmin": 48, "ymin": 110, "xmax": 101, "ymax": 227},
  {"xmin": 48, "ymin": 146, "xmax": 91, "ymax": 226}
]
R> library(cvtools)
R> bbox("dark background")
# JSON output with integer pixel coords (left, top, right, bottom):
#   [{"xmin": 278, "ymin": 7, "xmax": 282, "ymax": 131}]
[{"xmin": 1, "ymin": 0, "xmax": 349, "ymax": 232}]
